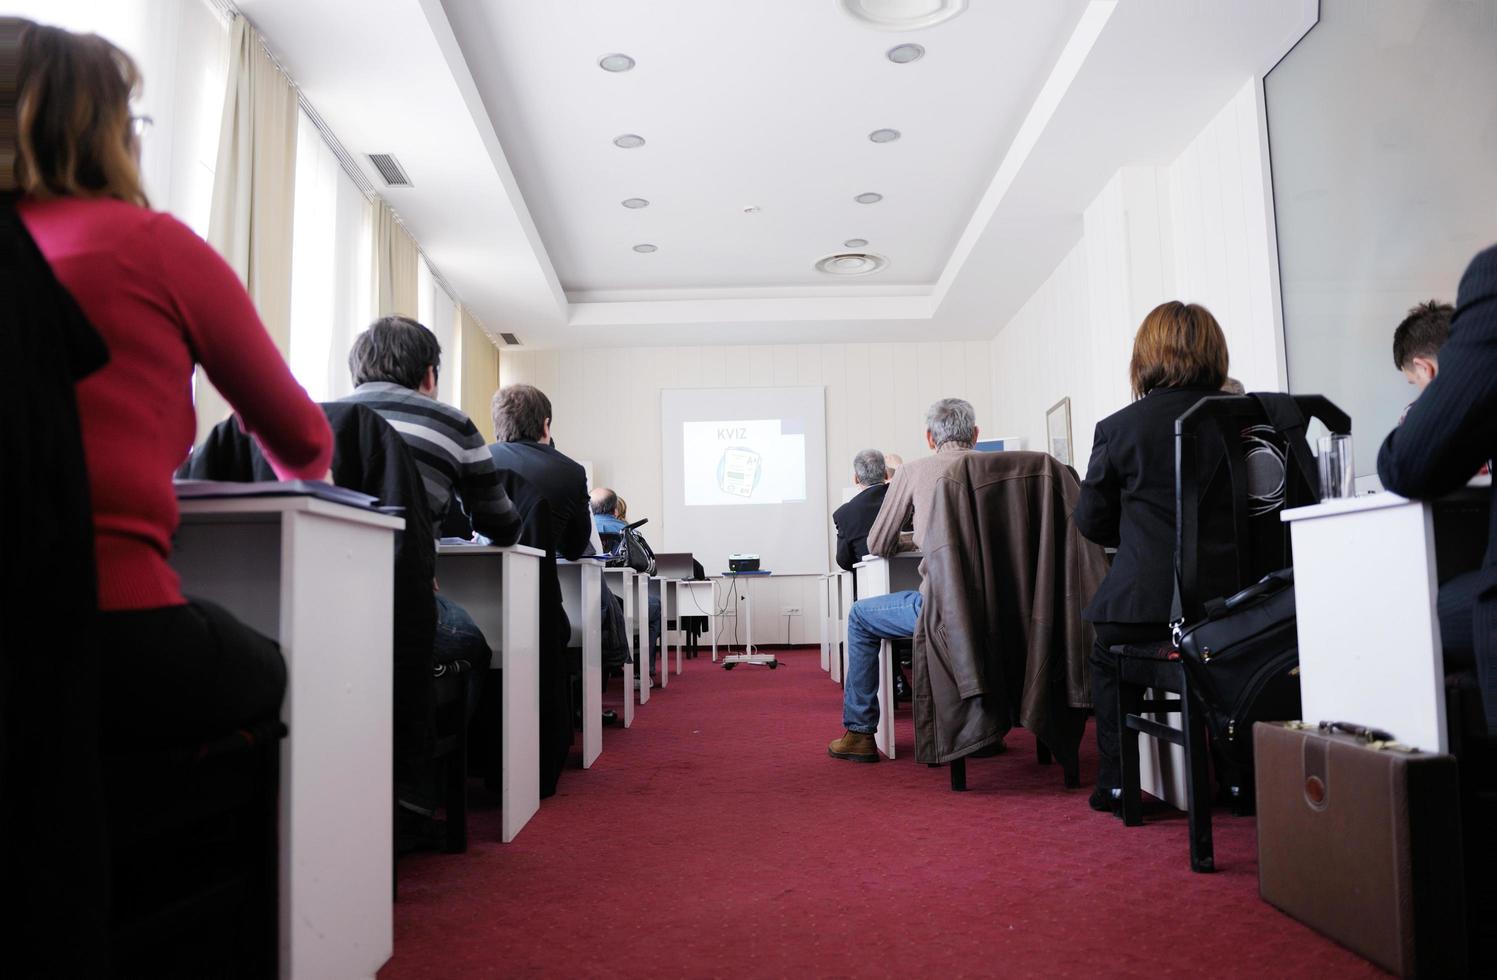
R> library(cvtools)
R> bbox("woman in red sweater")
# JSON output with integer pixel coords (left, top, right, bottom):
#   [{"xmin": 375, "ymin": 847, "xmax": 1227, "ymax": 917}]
[{"xmin": 15, "ymin": 22, "xmax": 333, "ymax": 739}]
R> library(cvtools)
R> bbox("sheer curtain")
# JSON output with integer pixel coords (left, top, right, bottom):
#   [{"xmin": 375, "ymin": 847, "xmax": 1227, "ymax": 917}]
[
  {"xmin": 416, "ymin": 257, "xmax": 459, "ymax": 406},
  {"xmin": 459, "ymin": 306, "xmax": 500, "ymax": 442},
  {"xmin": 288, "ymin": 110, "xmax": 373, "ymax": 402},
  {"xmin": 373, "ymin": 199, "xmax": 419, "ymax": 318}
]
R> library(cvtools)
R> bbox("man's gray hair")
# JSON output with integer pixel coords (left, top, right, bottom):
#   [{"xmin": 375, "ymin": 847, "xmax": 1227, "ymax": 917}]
[
  {"xmin": 925, "ymin": 397, "xmax": 977, "ymax": 448},
  {"xmin": 853, "ymin": 448, "xmax": 886, "ymax": 486}
]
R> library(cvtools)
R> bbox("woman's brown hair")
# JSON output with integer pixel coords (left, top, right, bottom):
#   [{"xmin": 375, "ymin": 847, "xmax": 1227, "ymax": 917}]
[
  {"xmin": 12, "ymin": 20, "xmax": 148, "ymax": 206},
  {"xmin": 1128, "ymin": 300, "xmax": 1229, "ymax": 399}
]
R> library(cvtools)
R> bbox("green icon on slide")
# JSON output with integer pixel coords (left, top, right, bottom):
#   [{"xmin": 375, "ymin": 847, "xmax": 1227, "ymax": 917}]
[{"xmin": 716, "ymin": 447, "xmax": 762, "ymax": 498}]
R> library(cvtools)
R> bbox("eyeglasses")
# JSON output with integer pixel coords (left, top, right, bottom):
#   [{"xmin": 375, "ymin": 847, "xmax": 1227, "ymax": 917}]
[{"xmin": 129, "ymin": 114, "xmax": 154, "ymax": 138}]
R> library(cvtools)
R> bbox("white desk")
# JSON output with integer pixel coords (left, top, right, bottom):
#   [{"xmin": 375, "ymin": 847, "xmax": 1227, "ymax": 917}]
[
  {"xmin": 852, "ymin": 554, "xmax": 922, "ymax": 760},
  {"xmin": 557, "ymin": 559, "xmax": 605, "ymax": 766},
  {"xmin": 601, "ymin": 567, "xmax": 641, "ymax": 719},
  {"xmin": 651, "ymin": 577, "xmax": 687, "ymax": 684},
  {"xmin": 171, "ymin": 495, "xmax": 401, "ymax": 980},
  {"xmin": 434, "ymin": 543, "xmax": 543, "ymax": 842},
  {"xmin": 1284, "ymin": 492, "xmax": 1456, "ymax": 751},
  {"xmin": 674, "ymin": 579, "xmax": 719, "ymax": 662}
]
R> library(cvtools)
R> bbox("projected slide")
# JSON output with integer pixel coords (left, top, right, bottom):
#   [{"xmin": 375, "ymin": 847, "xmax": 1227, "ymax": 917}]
[{"xmin": 683, "ymin": 419, "xmax": 806, "ymax": 506}]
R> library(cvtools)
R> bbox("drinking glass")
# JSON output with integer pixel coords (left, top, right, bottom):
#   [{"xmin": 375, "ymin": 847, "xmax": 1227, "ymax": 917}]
[{"xmin": 1317, "ymin": 434, "xmax": 1355, "ymax": 500}]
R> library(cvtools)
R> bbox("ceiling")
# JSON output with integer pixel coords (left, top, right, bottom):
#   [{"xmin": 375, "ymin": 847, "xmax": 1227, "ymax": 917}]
[{"xmin": 235, "ymin": 0, "xmax": 1317, "ymax": 349}]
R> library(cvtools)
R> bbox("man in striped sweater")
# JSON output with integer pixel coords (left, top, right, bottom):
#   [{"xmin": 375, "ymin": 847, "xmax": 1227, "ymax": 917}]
[{"xmin": 343, "ymin": 316, "xmax": 522, "ymax": 709}]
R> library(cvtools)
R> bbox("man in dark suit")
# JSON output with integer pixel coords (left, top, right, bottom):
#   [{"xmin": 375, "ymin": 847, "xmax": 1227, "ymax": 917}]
[
  {"xmin": 833, "ymin": 448, "xmax": 890, "ymax": 573},
  {"xmin": 488, "ymin": 384, "xmax": 593, "ymax": 562},
  {"xmin": 1379, "ymin": 243, "xmax": 1497, "ymax": 735}
]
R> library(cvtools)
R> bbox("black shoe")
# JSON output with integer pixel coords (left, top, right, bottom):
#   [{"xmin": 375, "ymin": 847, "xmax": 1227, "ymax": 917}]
[
  {"xmin": 893, "ymin": 670, "xmax": 912, "ymax": 703},
  {"xmin": 1089, "ymin": 785, "xmax": 1122, "ymax": 815},
  {"xmin": 395, "ymin": 808, "xmax": 447, "ymax": 855},
  {"xmin": 602, "ymin": 710, "xmax": 619, "ymax": 726}
]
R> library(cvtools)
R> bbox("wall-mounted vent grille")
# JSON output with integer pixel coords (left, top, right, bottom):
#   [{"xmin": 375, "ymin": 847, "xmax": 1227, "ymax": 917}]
[
  {"xmin": 367, "ymin": 153, "xmax": 412, "ymax": 187},
  {"xmin": 499, "ymin": 332, "xmax": 521, "ymax": 346}
]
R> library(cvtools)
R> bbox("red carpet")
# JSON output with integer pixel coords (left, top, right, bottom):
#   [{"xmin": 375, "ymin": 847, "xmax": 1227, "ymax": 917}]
[{"xmin": 383, "ymin": 648, "xmax": 1382, "ymax": 979}]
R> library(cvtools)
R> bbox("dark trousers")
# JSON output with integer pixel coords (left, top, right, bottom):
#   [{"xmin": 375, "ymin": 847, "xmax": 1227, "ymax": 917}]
[
  {"xmin": 98, "ymin": 598, "xmax": 286, "ymax": 744},
  {"xmin": 434, "ymin": 593, "xmax": 492, "ymax": 721},
  {"xmin": 1089, "ymin": 621, "xmax": 1171, "ymax": 790}
]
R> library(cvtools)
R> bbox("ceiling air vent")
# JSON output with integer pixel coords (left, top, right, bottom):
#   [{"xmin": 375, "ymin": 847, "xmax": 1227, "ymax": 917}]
[
  {"xmin": 367, "ymin": 153, "xmax": 412, "ymax": 187},
  {"xmin": 499, "ymin": 332, "xmax": 521, "ymax": 346}
]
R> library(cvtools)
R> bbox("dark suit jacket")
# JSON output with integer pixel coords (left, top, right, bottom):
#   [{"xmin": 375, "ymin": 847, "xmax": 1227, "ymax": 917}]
[
  {"xmin": 833, "ymin": 482, "xmax": 889, "ymax": 572},
  {"xmin": 1378, "ymin": 243, "xmax": 1497, "ymax": 731},
  {"xmin": 1075, "ymin": 384, "xmax": 1221, "ymax": 625},
  {"xmin": 488, "ymin": 440, "xmax": 593, "ymax": 561}
]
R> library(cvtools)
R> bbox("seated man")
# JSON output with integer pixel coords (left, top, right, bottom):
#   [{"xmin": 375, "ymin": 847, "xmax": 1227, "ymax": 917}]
[
  {"xmin": 591, "ymin": 487, "xmax": 662, "ymax": 687},
  {"xmin": 1380, "ymin": 250, "xmax": 1497, "ymax": 733},
  {"xmin": 488, "ymin": 384, "xmax": 593, "ymax": 560},
  {"xmin": 834, "ymin": 448, "xmax": 889, "ymax": 573},
  {"xmin": 829, "ymin": 398, "xmax": 997, "ymax": 762},
  {"xmin": 342, "ymin": 317, "xmax": 521, "ymax": 684}
]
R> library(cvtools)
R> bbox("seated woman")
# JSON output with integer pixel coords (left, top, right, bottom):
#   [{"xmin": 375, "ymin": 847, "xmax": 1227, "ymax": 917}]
[
  {"xmin": 1074, "ymin": 301, "xmax": 1230, "ymax": 813},
  {"xmin": 15, "ymin": 22, "xmax": 333, "ymax": 742}
]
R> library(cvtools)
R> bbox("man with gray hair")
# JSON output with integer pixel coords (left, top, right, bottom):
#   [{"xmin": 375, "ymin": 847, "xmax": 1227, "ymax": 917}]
[
  {"xmin": 833, "ymin": 449, "xmax": 889, "ymax": 573},
  {"xmin": 829, "ymin": 397, "xmax": 1004, "ymax": 762}
]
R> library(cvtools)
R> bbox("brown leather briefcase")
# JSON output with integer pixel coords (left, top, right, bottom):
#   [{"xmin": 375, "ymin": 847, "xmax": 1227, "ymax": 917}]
[{"xmin": 1254, "ymin": 721, "xmax": 1467, "ymax": 977}]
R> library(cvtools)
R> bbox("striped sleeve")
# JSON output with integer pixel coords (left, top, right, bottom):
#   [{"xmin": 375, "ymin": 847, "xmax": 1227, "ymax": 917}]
[{"xmin": 451, "ymin": 416, "xmax": 522, "ymax": 546}]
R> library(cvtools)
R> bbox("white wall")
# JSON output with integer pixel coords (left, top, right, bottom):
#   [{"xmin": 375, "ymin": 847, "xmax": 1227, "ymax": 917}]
[
  {"xmin": 990, "ymin": 79, "xmax": 1285, "ymax": 470},
  {"xmin": 498, "ymin": 340, "xmax": 993, "ymax": 643}
]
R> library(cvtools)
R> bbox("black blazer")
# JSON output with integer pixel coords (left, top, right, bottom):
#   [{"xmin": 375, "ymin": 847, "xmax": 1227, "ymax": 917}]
[
  {"xmin": 833, "ymin": 482, "xmax": 889, "ymax": 572},
  {"xmin": 488, "ymin": 440, "xmax": 593, "ymax": 561},
  {"xmin": 1379, "ymin": 243, "xmax": 1497, "ymax": 728},
  {"xmin": 1075, "ymin": 385, "xmax": 1221, "ymax": 625}
]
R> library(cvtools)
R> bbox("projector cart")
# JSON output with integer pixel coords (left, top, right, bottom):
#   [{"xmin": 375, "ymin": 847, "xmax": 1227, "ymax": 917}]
[{"xmin": 720, "ymin": 575, "xmax": 777, "ymax": 669}]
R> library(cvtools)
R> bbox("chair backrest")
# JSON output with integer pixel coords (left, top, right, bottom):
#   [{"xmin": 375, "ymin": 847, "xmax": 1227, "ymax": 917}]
[{"xmin": 1174, "ymin": 393, "xmax": 1350, "ymax": 621}]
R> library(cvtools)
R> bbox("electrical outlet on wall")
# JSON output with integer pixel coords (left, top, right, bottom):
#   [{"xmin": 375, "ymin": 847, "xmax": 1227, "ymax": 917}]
[{"xmin": 782, "ymin": 605, "xmax": 802, "ymax": 616}]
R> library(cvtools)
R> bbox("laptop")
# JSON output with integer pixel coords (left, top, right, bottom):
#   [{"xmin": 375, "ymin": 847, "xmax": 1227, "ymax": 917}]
[{"xmin": 653, "ymin": 552, "xmax": 695, "ymax": 579}]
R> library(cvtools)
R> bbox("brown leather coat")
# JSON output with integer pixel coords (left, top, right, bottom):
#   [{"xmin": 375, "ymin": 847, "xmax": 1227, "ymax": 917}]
[{"xmin": 911, "ymin": 451, "xmax": 1108, "ymax": 764}]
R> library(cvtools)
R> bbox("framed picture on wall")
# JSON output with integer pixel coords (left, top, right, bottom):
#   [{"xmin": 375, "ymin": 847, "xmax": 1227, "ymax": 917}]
[{"xmin": 1046, "ymin": 397, "xmax": 1073, "ymax": 467}]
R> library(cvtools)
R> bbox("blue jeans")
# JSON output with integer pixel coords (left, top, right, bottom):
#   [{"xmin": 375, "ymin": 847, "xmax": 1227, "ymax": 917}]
[
  {"xmin": 843, "ymin": 590, "xmax": 921, "ymax": 734},
  {"xmin": 435, "ymin": 593, "xmax": 492, "ymax": 721},
  {"xmin": 648, "ymin": 593, "xmax": 662, "ymax": 671}
]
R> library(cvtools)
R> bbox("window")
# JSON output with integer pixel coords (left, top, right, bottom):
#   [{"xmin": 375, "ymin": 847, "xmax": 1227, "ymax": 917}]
[{"xmin": 288, "ymin": 110, "xmax": 373, "ymax": 401}]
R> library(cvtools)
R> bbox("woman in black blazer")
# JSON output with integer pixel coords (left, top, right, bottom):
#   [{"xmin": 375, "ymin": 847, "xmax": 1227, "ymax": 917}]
[{"xmin": 1074, "ymin": 301, "xmax": 1230, "ymax": 813}]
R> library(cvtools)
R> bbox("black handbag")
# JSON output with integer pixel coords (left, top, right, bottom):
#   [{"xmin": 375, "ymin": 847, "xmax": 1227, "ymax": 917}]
[
  {"xmin": 601, "ymin": 519, "xmax": 656, "ymax": 576},
  {"xmin": 1173, "ymin": 568, "xmax": 1301, "ymax": 761}
]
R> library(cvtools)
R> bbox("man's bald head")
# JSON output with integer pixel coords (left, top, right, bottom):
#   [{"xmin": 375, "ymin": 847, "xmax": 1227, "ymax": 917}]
[{"xmin": 590, "ymin": 487, "xmax": 618, "ymax": 516}]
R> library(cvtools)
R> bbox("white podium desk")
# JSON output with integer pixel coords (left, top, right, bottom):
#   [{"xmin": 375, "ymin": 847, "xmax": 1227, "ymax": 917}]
[
  {"xmin": 171, "ymin": 495, "xmax": 402, "ymax": 980},
  {"xmin": 557, "ymin": 559, "xmax": 605, "ymax": 767},
  {"xmin": 672, "ymin": 578, "xmax": 719, "ymax": 661},
  {"xmin": 853, "ymin": 554, "xmax": 923, "ymax": 759},
  {"xmin": 434, "ymin": 543, "xmax": 543, "ymax": 842},
  {"xmin": 1284, "ymin": 485, "xmax": 1490, "ymax": 753}
]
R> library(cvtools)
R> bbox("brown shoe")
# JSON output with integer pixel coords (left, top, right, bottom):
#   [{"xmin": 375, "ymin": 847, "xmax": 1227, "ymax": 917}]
[{"xmin": 828, "ymin": 730, "xmax": 879, "ymax": 763}]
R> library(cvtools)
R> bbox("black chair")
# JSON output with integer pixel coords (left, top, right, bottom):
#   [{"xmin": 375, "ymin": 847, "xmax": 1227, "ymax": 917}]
[
  {"xmin": 107, "ymin": 719, "xmax": 286, "ymax": 978},
  {"xmin": 1113, "ymin": 393, "xmax": 1348, "ymax": 872}
]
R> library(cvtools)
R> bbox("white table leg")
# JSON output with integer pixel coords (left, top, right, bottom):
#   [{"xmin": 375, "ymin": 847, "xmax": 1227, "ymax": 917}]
[
  {"xmin": 499, "ymin": 551, "xmax": 541, "ymax": 843},
  {"xmin": 581, "ymin": 564, "xmax": 602, "ymax": 768},
  {"xmin": 674, "ymin": 582, "xmax": 683, "ymax": 675},
  {"xmin": 875, "ymin": 638, "xmax": 895, "ymax": 759}
]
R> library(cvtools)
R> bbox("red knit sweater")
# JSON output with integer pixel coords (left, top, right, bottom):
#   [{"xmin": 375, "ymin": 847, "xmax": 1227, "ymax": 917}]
[{"xmin": 20, "ymin": 197, "xmax": 333, "ymax": 611}]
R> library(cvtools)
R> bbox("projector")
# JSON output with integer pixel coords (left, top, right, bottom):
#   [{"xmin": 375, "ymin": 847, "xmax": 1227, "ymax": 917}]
[{"xmin": 728, "ymin": 553, "xmax": 761, "ymax": 573}]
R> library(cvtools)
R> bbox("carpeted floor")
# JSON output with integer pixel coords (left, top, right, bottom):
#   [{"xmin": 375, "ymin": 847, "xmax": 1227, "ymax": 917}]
[{"xmin": 382, "ymin": 647, "xmax": 1382, "ymax": 979}]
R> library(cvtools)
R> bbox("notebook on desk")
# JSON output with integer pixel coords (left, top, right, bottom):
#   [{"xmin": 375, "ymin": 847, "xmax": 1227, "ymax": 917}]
[{"xmin": 174, "ymin": 479, "xmax": 384, "ymax": 511}]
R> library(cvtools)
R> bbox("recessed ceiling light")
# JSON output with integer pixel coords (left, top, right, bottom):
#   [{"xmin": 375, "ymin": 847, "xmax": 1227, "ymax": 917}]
[
  {"xmin": 613, "ymin": 133, "xmax": 646, "ymax": 149},
  {"xmin": 843, "ymin": 238, "xmax": 869, "ymax": 248},
  {"xmin": 598, "ymin": 53, "xmax": 636, "ymax": 72},
  {"xmin": 841, "ymin": 0, "xmax": 967, "ymax": 31},
  {"xmin": 854, "ymin": 192, "xmax": 883, "ymax": 204},
  {"xmin": 886, "ymin": 43, "xmax": 925, "ymax": 64},
  {"xmin": 742, "ymin": 205, "xmax": 761, "ymax": 214},
  {"xmin": 869, "ymin": 128, "xmax": 902, "ymax": 143},
  {"xmin": 621, "ymin": 197, "xmax": 650, "ymax": 209},
  {"xmin": 633, "ymin": 243, "xmax": 658, "ymax": 253},
  {"xmin": 815, "ymin": 252, "xmax": 888, "ymax": 276}
]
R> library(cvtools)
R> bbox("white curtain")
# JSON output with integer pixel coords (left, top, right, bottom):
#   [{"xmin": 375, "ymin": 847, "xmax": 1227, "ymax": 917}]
[
  {"xmin": 416, "ymin": 257, "xmax": 459, "ymax": 406},
  {"xmin": 288, "ymin": 110, "xmax": 373, "ymax": 402},
  {"xmin": 373, "ymin": 199, "xmax": 419, "ymax": 319},
  {"xmin": 200, "ymin": 12, "xmax": 299, "ymax": 438}
]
